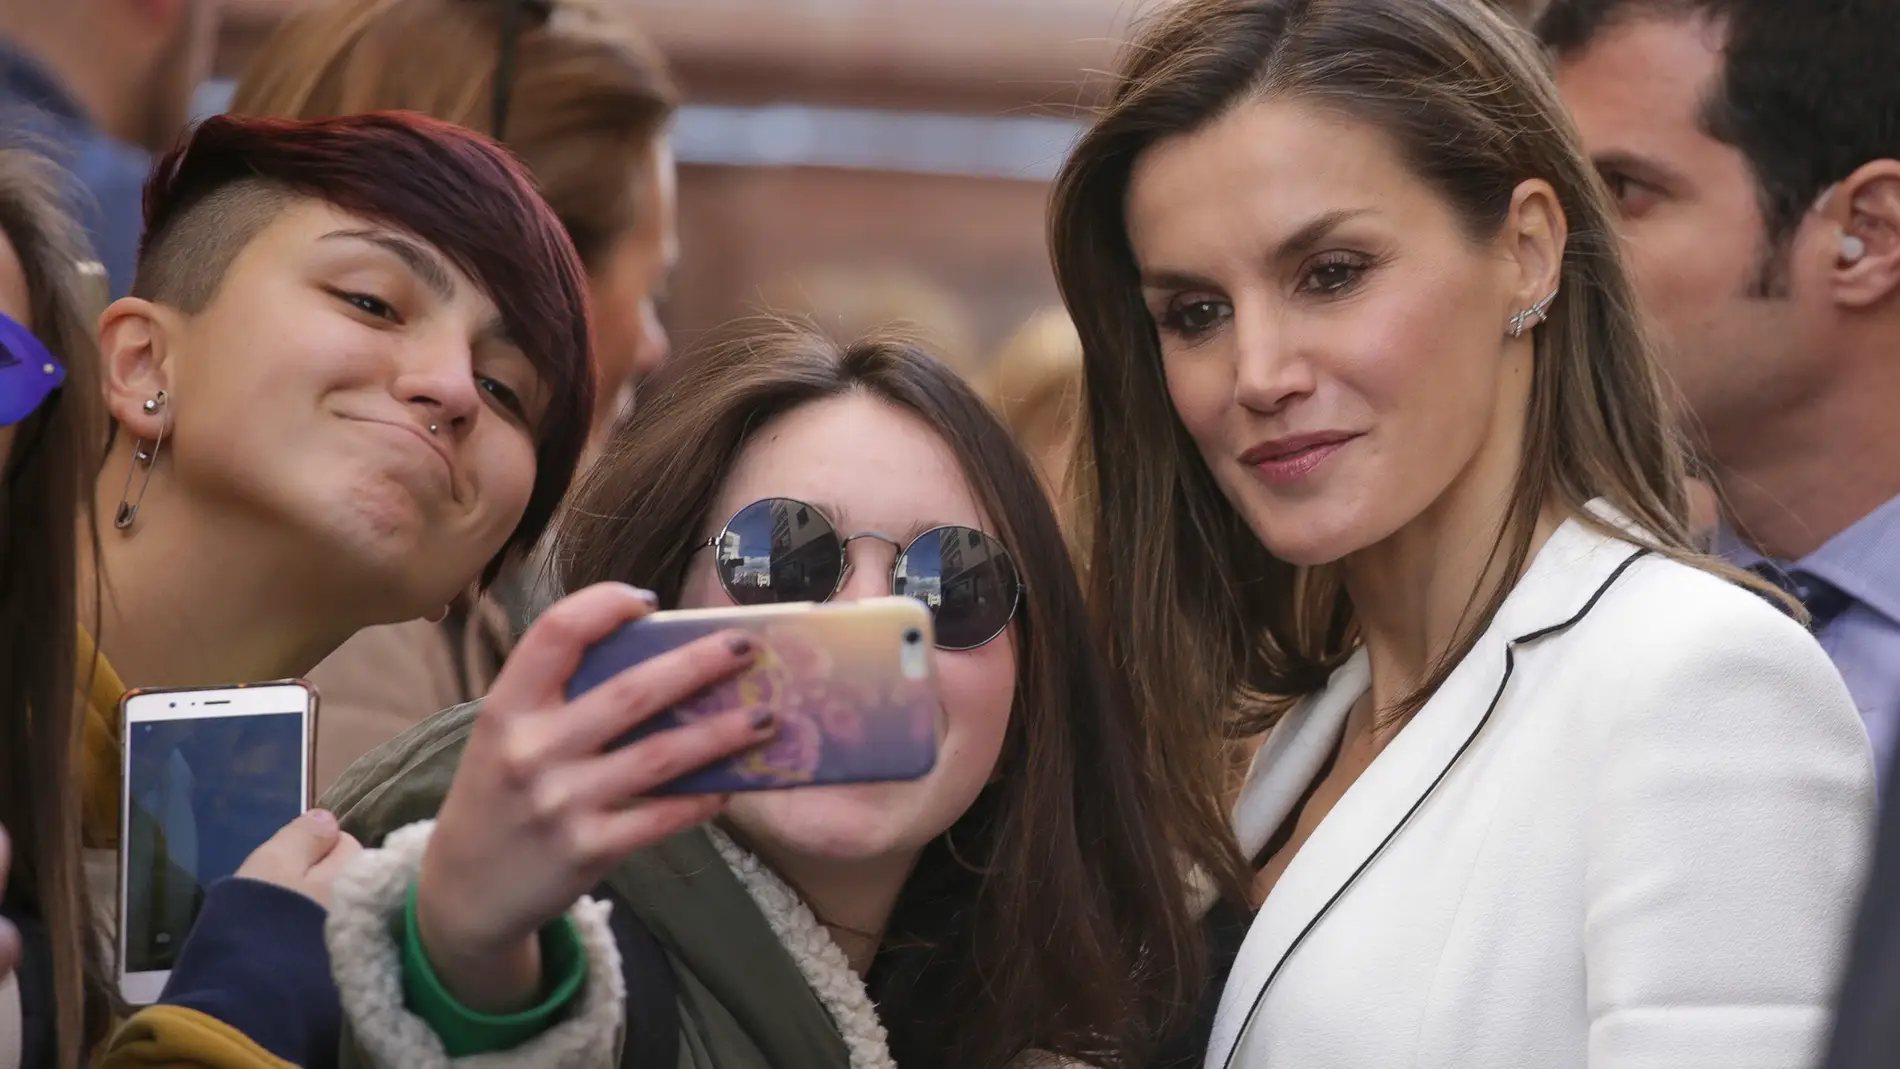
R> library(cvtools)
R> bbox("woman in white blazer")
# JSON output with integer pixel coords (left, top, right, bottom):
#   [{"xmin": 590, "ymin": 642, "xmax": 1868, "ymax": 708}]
[{"xmin": 1049, "ymin": 1, "xmax": 1877, "ymax": 1067}]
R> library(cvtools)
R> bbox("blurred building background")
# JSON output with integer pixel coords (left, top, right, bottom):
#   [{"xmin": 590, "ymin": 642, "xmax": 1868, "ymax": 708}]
[{"xmin": 198, "ymin": 0, "xmax": 1545, "ymax": 381}]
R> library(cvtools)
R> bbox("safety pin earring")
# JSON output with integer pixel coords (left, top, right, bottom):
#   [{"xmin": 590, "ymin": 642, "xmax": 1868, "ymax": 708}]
[
  {"xmin": 115, "ymin": 390, "xmax": 168, "ymax": 529},
  {"xmin": 1509, "ymin": 288, "xmax": 1559, "ymax": 338}
]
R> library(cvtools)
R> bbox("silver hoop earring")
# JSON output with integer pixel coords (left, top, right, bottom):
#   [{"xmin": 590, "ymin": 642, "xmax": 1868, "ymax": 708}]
[
  {"xmin": 115, "ymin": 390, "xmax": 168, "ymax": 530},
  {"xmin": 1509, "ymin": 288, "xmax": 1559, "ymax": 339}
]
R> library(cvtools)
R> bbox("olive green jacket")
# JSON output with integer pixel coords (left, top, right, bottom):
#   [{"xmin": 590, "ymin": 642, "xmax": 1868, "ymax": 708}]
[{"xmin": 319, "ymin": 701, "xmax": 856, "ymax": 1069}]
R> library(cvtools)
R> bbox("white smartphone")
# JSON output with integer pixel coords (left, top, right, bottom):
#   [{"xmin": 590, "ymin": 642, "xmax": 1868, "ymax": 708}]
[{"xmin": 116, "ymin": 681, "xmax": 317, "ymax": 1005}]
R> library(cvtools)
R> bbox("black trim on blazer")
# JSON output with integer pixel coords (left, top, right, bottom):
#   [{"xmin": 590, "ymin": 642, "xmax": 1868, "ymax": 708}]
[{"xmin": 1214, "ymin": 548, "xmax": 1652, "ymax": 1069}]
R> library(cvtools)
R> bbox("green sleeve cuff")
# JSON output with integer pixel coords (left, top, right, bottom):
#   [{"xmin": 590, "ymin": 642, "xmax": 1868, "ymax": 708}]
[{"xmin": 398, "ymin": 883, "xmax": 589, "ymax": 1057}]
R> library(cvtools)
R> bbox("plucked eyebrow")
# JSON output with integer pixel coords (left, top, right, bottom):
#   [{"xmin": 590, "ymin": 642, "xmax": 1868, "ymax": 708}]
[
  {"xmin": 320, "ymin": 228, "xmax": 457, "ymax": 303},
  {"xmin": 320, "ymin": 227, "xmax": 514, "ymax": 347},
  {"xmin": 1139, "ymin": 207, "xmax": 1373, "ymax": 291}
]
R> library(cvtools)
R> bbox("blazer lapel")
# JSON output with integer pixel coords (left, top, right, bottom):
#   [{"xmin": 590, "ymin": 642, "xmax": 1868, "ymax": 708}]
[
  {"xmin": 1231, "ymin": 656, "xmax": 1364, "ymax": 863},
  {"xmin": 1206, "ymin": 512, "xmax": 1652, "ymax": 1069}
]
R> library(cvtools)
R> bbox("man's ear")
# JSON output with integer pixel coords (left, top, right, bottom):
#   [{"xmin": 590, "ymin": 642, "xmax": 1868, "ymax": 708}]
[
  {"xmin": 99, "ymin": 297, "xmax": 181, "ymax": 440},
  {"xmin": 1829, "ymin": 160, "xmax": 1900, "ymax": 310}
]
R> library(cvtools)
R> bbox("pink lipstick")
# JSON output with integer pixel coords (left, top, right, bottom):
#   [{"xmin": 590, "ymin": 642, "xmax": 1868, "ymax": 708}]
[{"xmin": 1239, "ymin": 431, "xmax": 1359, "ymax": 485}]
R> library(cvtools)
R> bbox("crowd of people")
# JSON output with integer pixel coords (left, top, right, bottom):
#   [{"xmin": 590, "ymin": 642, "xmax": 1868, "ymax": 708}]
[{"xmin": 0, "ymin": 0, "xmax": 1897, "ymax": 1067}]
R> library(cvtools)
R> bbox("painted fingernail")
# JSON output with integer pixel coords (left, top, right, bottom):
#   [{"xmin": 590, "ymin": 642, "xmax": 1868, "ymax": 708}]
[
  {"xmin": 728, "ymin": 633, "xmax": 754, "ymax": 656},
  {"xmin": 749, "ymin": 708, "xmax": 776, "ymax": 732},
  {"xmin": 633, "ymin": 587, "xmax": 660, "ymax": 606}
]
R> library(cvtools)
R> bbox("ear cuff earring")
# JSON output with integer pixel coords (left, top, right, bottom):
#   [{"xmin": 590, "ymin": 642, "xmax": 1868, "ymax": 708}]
[
  {"xmin": 1509, "ymin": 289, "xmax": 1559, "ymax": 339},
  {"xmin": 115, "ymin": 390, "xmax": 168, "ymax": 529}
]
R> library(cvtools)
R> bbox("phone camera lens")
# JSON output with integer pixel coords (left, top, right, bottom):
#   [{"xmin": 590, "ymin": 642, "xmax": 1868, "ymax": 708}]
[{"xmin": 903, "ymin": 627, "xmax": 922, "ymax": 645}]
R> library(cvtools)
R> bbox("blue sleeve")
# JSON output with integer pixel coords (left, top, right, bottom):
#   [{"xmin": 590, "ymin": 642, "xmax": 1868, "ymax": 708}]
[
  {"xmin": 157, "ymin": 877, "xmax": 342, "ymax": 1069},
  {"xmin": 68, "ymin": 136, "xmax": 148, "ymax": 299}
]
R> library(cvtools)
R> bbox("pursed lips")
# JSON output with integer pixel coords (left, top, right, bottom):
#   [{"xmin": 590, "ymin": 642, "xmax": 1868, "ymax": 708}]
[
  {"xmin": 1237, "ymin": 430, "xmax": 1361, "ymax": 465},
  {"xmin": 351, "ymin": 415, "xmax": 458, "ymax": 496}
]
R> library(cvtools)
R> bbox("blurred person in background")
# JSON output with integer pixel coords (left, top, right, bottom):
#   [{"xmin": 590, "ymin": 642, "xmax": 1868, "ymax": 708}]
[
  {"xmin": 1052, "ymin": 0, "xmax": 1873, "ymax": 1065},
  {"xmin": 0, "ymin": 0, "xmax": 219, "ymax": 297},
  {"xmin": 230, "ymin": 0, "xmax": 682, "ymax": 791},
  {"xmin": 760, "ymin": 265, "xmax": 981, "ymax": 379},
  {"xmin": 1542, "ymin": 0, "xmax": 1900, "ymax": 787},
  {"xmin": 0, "ymin": 149, "xmax": 112, "ymax": 1069},
  {"xmin": 980, "ymin": 307, "xmax": 1083, "ymax": 509}
]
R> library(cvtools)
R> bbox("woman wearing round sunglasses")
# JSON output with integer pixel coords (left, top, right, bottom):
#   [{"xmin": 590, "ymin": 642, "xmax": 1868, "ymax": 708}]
[{"xmin": 321, "ymin": 319, "xmax": 1212, "ymax": 1069}]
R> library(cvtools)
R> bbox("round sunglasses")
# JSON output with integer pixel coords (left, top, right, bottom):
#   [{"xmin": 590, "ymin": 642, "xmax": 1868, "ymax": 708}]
[{"xmin": 698, "ymin": 496, "xmax": 1021, "ymax": 650}]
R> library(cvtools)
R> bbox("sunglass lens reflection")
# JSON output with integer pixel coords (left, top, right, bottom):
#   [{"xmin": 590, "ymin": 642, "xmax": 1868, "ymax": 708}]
[
  {"xmin": 714, "ymin": 497, "xmax": 844, "ymax": 605},
  {"xmin": 896, "ymin": 526, "xmax": 1019, "ymax": 649}
]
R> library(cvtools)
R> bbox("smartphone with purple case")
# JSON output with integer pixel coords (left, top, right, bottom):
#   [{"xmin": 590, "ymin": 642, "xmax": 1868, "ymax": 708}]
[{"xmin": 565, "ymin": 597, "xmax": 940, "ymax": 795}]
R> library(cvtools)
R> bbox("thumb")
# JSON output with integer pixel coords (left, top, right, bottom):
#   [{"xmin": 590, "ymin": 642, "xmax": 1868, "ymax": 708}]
[{"xmin": 259, "ymin": 809, "xmax": 342, "ymax": 867}]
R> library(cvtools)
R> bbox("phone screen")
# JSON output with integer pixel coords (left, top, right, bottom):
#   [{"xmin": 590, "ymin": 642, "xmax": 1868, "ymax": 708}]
[{"xmin": 122, "ymin": 709, "xmax": 306, "ymax": 974}]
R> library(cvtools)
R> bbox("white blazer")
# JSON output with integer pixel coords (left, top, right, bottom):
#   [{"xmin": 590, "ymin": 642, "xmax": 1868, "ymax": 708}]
[{"xmin": 1208, "ymin": 511, "xmax": 1876, "ymax": 1069}]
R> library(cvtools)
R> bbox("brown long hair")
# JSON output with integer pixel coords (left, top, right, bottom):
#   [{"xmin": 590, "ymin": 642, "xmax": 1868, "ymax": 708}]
[
  {"xmin": 230, "ymin": 0, "xmax": 676, "ymax": 272},
  {"xmin": 558, "ymin": 318, "xmax": 1205, "ymax": 1068},
  {"xmin": 1050, "ymin": 0, "xmax": 1756, "ymax": 875},
  {"xmin": 0, "ymin": 150, "xmax": 112, "ymax": 1065}
]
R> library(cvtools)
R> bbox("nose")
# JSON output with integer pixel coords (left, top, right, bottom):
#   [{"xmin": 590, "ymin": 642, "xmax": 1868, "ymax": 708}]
[
  {"xmin": 392, "ymin": 330, "xmax": 484, "ymax": 435},
  {"xmin": 1230, "ymin": 303, "xmax": 1317, "ymax": 415},
  {"xmin": 635, "ymin": 301, "xmax": 671, "ymax": 379},
  {"xmin": 835, "ymin": 535, "xmax": 900, "ymax": 602}
]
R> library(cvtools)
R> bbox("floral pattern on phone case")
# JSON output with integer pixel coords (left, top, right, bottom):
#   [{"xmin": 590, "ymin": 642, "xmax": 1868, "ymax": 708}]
[{"xmin": 566, "ymin": 601, "xmax": 939, "ymax": 794}]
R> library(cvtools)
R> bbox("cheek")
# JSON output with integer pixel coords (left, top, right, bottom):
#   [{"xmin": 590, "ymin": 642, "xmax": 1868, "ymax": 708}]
[
  {"xmin": 1162, "ymin": 346, "xmax": 1234, "ymax": 455},
  {"xmin": 471, "ymin": 433, "xmax": 538, "ymax": 533},
  {"xmin": 1629, "ymin": 189, "xmax": 1764, "ymax": 319},
  {"xmin": 168, "ymin": 347, "xmax": 310, "ymax": 488},
  {"xmin": 676, "ymin": 559, "xmax": 726, "ymax": 608},
  {"xmin": 1622, "ymin": 217, "xmax": 1722, "ymax": 317},
  {"xmin": 190, "ymin": 303, "xmax": 371, "ymax": 417},
  {"xmin": 933, "ymin": 636, "xmax": 1016, "ymax": 786},
  {"xmin": 1343, "ymin": 269, "xmax": 1503, "ymax": 417}
]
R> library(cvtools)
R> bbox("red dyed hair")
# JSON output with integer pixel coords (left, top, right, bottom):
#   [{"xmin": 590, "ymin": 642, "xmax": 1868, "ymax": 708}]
[{"xmin": 136, "ymin": 111, "xmax": 595, "ymax": 581}]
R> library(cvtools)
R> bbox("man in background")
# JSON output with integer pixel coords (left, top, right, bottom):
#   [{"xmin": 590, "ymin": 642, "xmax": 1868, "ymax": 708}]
[
  {"xmin": 1540, "ymin": 3, "xmax": 1900, "ymax": 1061},
  {"xmin": 0, "ymin": 0, "xmax": 219, "ymax": 297},
  {"xmin": 1540, "ymin": 0, "xmax": 1900, "ymax": 786}
]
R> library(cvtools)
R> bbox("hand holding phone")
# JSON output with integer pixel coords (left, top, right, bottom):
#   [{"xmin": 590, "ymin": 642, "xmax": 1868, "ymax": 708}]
[
  {"xmin": 416, "ymin": 583, "xmax": 775, "ymax": 1016},
  {"xmin": 566, "ymin": 596, "xmax": 939, "ymax": 795},
  {"xmin": 234, "ymin": 809, "xmax": 363, "ymax": 911}
]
